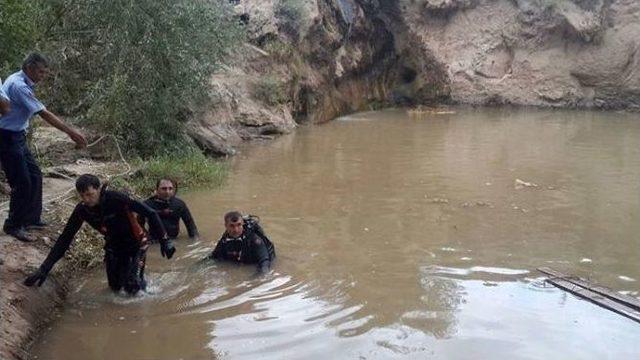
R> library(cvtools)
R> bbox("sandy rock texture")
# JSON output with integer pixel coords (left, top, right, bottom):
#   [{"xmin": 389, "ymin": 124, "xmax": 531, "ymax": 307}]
[{"xmin": 398, "ymin": 0, "xmax": 640, "ymax": 108}]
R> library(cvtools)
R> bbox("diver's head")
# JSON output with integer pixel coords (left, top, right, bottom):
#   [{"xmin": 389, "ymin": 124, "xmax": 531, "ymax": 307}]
[
  {"xmin": 76, "ymin": 174, "xmax": 101, "ymax": 207},
  {"xmin": 224, "ymin": 211, "xmax": 244, "ymax": 238},
  {"xmin": 155, "ymin": 178, "xmax": 177, "ymax": 200}
]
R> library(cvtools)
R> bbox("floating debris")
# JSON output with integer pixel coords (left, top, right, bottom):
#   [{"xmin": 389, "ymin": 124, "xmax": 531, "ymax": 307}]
[
  {"xmin": 511, "ymin": 204, "xmax": 528, "ymax": 213},
  {"xmin": 426, "ymin": 197, "xmax": 449, "ymax": 204},
  {"xmin": 515, "ymin": 178, "xmax": 538, "ymax": 189},
  {"xmin": 407, "ymin": 105, "xmax": 456, "ymax": 116},
  {"xmin": 462, "ymin": 201, "xmax": 493, "ymax": 208}
]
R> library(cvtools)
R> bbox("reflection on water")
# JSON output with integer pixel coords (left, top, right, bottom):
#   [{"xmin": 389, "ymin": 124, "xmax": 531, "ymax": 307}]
[{"xmin": 31, "ymin": 108, "xmax": 640, "ymax": 359}]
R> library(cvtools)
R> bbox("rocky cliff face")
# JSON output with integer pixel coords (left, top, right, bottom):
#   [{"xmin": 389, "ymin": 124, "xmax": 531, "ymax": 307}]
[
  {"xmin": 191, "ymin": 0, "xmax": 639, "ymax": 155},
  {"xmin": 400, "ymin": 0, "xmax": 640, "ymax": 109},
  {"xmin": 191, "ymin": 0, "xmax": 451, "ymax": 155}
]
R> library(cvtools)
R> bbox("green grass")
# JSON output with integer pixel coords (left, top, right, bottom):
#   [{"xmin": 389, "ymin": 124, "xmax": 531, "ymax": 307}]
[{"xmin": 124, "ymin": 150, "xmax": 228, "ymax": 197}]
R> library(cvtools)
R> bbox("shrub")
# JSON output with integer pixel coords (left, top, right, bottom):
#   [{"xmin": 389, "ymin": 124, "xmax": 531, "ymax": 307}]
[
  {"xmin": 263, "ymin": 38, "xmax": 296, "ymax": 62},
  {"xmin": 0, "ymin": 0, "xmax": 48, "ymax": 75},
  {"xmin": 275, "ymin": 0, "xmax": 309, "ymax": 41},
  {"xmin": 251, "ymin": 76, "xmax": 288, "ymax": 106},
  {"xmin": 37, "ymin": 0, "xmax": 244, "ymax": 157}
]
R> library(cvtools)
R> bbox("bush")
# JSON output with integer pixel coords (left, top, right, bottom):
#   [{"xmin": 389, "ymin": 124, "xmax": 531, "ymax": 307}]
[
  {"xmin": 0, "ymin": 0, "xmax": 48, "ymax": 75},
  {"xmin": 251, "ymin": 76, "xmax": 288, "ymax": 106},
  {"xmin": 275, "ymin": 0, "xmax": 309, "ymax": 41},
  {"xmin": 263, "ymin": 38, "xmax": 296, "ymax": 62},
  {"xmin": 32, "ymin": 0, "xmax": 244, "ymax": 157}
]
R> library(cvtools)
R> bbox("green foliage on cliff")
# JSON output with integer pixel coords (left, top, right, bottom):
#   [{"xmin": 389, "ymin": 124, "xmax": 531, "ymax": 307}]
[
  {"xmin": 275, "ymin": 0, "xmax": 309, "ymax": 41},
  {"xmin": 1, "ymin": 0, "xmax": 244, "ymax": 158},
  {"xmin": 252, "ymin": 76, "xmax": 289, "ymax": 106}
]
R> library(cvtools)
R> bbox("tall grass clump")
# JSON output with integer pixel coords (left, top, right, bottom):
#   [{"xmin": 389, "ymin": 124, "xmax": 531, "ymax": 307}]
[{"xmin": 126, "ymin": 150, "xmax": 228, "ymax": 196}]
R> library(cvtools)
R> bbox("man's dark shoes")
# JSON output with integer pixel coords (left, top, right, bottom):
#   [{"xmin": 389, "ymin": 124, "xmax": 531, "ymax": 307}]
[
  {"xmin": 5, "ymin": 227, "xmax": 37, "ymax": 242},
  {"xmin": 26, "ymin": 221, "xmax": 48, "ymax": 230}
]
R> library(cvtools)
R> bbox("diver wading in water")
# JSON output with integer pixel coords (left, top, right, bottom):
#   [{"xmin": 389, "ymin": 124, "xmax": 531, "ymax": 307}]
[
  {"xmin": 143, "ymin": 178, "xmax": 199, "ymax": 242},
  {"xmin": 209, "ymin": 211, "xmax": 276, "ymax": 274},
  {"xmin": 24, "ymin": 174, "xmax": 175, "ymax": 295}
]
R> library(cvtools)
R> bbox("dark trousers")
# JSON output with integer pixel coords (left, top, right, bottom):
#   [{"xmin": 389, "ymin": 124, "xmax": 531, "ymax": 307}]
[
  {"xmin": 104, "ymin": 248, "xmax": 147, "ymax": 295},
  {"xmin": 0, "ymin": 129, "xmax": 43, "ymax": 231}
]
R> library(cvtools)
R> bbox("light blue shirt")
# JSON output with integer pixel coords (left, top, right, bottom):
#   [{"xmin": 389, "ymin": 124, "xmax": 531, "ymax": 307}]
[{"xmin": 0, "ymin": 71, "xmax": 46, "ymax": 131}]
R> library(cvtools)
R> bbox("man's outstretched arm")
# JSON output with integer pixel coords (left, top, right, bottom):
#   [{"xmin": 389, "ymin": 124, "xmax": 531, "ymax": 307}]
[
  {"xmin": 24, "ymin": 206, "xmax": 84, "ymax": 286},
  {"xmin": 39, "ymin": 109, "xmax": 87, "ymax": 148},
  {"xmin": 180, "ymin": 202, "xmax": 199, "ymax": 239}
]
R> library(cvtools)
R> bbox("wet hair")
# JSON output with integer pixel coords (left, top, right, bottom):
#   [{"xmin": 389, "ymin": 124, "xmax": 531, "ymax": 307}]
[
  {"xmin": 156, "ymin": 178, "xmax": 178, "ymax": 193},
  {"xmin": 22, "ymin": 52, "xmax": 50, "ymax": 71},
  {"xmin": 224, "ymin": 211, "xmax": 243, "ymax": 224},
  {"xmin": 76, "ymin": 174, "xmax": 101, "ymax": 192}
]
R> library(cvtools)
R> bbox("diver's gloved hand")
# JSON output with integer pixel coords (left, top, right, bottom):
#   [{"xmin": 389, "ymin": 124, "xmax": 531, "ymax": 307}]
[
  {"xmin": 160, "ymin": 238, "xmax": 176, "ymax": 259},
  {"xmin": 24, "ymin": 266, "xmax": 50, "ymax": 287}
]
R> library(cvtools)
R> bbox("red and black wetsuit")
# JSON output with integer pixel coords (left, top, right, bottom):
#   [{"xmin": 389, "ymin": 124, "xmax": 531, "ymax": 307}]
[
  {"xmin": 210, "ymin": 217, "xmax": 276, "ymax": 273},
  {"xmin": 39, "ymin": 188, "xmax": 167, "ymax": 294},
  {"xmin": 144, "ymin": 196, "xmax": 198, "ymax": 240}
]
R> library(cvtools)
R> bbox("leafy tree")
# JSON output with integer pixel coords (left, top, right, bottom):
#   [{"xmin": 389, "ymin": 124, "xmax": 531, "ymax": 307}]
[
  {"xmin": 0, "ymin": 0, "xmax": 48, "ymax": 74},
  {"xmin": 24, "ymin": 0, "xmax": 243, "ymax": 157}
]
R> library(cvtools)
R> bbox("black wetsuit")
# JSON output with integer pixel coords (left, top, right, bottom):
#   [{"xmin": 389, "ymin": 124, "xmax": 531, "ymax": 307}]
[
  {"xmin": 38, "ymin": 189, "xmax": 167, "ymax": 294},
  {"xmin": 209, "ymin": 217, "xmax": 276, "ymax": 273},
  {"xmin": 144, "ymin": 196, "xmax": 198, "ymax": 240}
]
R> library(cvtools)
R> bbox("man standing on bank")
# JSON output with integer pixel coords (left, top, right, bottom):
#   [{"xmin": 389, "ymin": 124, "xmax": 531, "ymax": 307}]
[
  {"xmin": 144, "ymin": 178, "xmax": 199, "ymax": 242},
  {"xmin": 0, "ymin": 53, "xmax": 87, "ymax": 242},
  {"xmin": 24, "ymin": 174, "xmax": 175, "ymax": 295}
]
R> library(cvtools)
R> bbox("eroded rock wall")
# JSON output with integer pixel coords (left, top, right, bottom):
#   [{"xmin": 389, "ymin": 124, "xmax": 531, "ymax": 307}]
[
  {"xmin": 191, "ymin": 0, "xmax": 449, "ymax": 155},
  {"xmin": 399, "ymin": 0, "xmax": 640, "ymax": 108},
  {"xmin": 191, "ymin": 0, "xmax": 639, "ymax": 155}
]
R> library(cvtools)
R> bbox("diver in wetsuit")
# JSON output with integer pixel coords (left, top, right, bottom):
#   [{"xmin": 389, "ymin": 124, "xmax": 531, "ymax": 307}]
[
  {"xmin": 209, "ymin": 211, "xmax": 275, "ymax": 274},
  {"xmin": 24, "ymin": 174, "xmax": 175, "ymax": 294},
  {"xmin": 144, "ymin": 178, "xmax": 199, "ymax": 242}
]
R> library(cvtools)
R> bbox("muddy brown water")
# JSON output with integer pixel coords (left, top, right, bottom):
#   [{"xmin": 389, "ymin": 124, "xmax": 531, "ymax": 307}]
[{"xmin": 31, "ymin": 108, "xmax": 640, "ymax": 359}]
